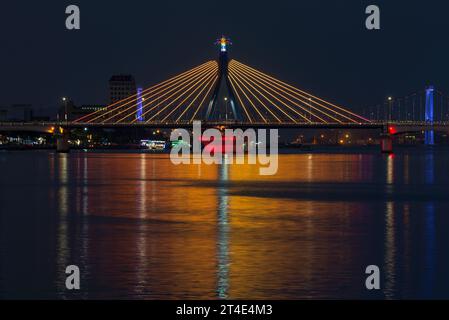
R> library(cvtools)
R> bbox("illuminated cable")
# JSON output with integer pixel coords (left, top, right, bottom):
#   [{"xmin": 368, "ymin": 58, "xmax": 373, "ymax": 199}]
[
  {"xmin": 228, "ymin": 73, "xmax": 268, "ymax": 123},
  {"xmin": 90, "ymin": 61, "xmax": 214, "ymax": 123},
  {"xmin": 161, "ymin": 68, "xmax": 218, "ymax": 122},
  {"xmin": 75, "ymin": 61, "xmax": 214, "ymax": 123},
  {"xmin": 102, "ymin": 62, "xmax": 216, "ymax": 123},
  {"xmin": 232, "ymin": 60, "xmax": 370, "ymax": 123},
  {"xmin": 229, "ymin": 68, "xmax": 292, "ymax": 123},
  {"xmin": 190, "ymin": 75, "xmax": 219, "ymax": 121},
  {"xmin": 230, "ymin": 62, "xmax": 338, "ymax": 123},
  {"xmin": 227, "ymin": 74, "xmax": 253, "ymax": 123},
  {"xmin": 231, "ymin": 60, "xmax": 352, "ymax": 123},
  {"xmin": 141, "ymin": 64, "xmax": 218, "ymax": 123},
  {"xmin": 176, "ymin": 74, "xmax": 218, "ymax": 122},
  {"xmin": 110, "ymin": 62, "xmax": 216, "ymax": 123},
  {"xmin": 230, "ymin": 64, "xmax": 315, "ymax": 123}
]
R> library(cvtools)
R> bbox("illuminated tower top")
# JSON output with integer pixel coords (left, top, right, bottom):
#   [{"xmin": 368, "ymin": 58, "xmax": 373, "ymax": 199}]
[
  {"xmin": 215, "ymin": 36, "xmax": 232, "ymax": 53},
  {"xmin": 206, "ymin": 35, "xmax": 239, "ymax": 120}
]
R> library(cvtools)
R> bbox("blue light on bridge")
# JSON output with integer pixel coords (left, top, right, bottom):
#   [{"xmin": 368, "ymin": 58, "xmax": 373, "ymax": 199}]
[
  {"xmin": 137, "ymin": 87, "xmax": 143, "ymax": 122},
  {"xmin": 425, "ymin": 86, "xmax": 434, "ymax": 122},
  {"xmin": 425, "ymin": 86, "xmax": 435, "ymax": 145}
]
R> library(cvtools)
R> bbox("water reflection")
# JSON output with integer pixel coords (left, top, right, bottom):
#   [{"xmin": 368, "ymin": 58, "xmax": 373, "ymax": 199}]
[
  {"xmin": 423, "ymin": 202, "xmax": 436, "ymax": 298},
  {"xmin": 403, "ymin": 154, "xmax": 410, "ymax": 185},
  {"xmin": 384, "ymin": 201, "xmax": 396, "ymax": 299},
  {"xmin": 2, "ymin": 150, "xmax": 449, "ymax": 299},
  {"xmin": 423, "ymin": 151, "xmax": 436, "ymax": 298},
  {"xmin": 386, "ymin": 154, "xmax": 394, "ymax": 186},
  {"xmin": 80, "ymin": 155, "xmax": 90, "ymax": 299},
  {"xmin": 82, "ymin": 156, "xmax": 89, "ymax": 216},
  {"xmin": 56, "ymin": 154, "xmax": 69, "ymax": 297},
  {"xmin": 425, "ymin": 152, "xmax": 434, "ymax": 184},
  {"xmin": 402, "ymin": 203, "xmax": 412, "ymax": 296},
  {"xmin": 136, "ymin": 154, "xmax": 148, "ymax": 295},
  {"xmin": 216, "ymin": 160, "xmax": 230, "ymax": 299}
]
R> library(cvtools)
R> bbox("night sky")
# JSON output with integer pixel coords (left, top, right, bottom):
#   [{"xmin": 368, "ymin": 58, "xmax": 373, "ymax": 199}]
[{"xmin": 1, "ymin": 0, "xmax": 448, "ymax": 115}]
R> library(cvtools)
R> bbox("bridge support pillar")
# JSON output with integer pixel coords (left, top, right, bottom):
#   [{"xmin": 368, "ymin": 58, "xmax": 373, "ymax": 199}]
[
  {"xmin": 56, "ymin": 128, "xmax": 70, "ymax": 153},
  {"xmin": 56, "ymin": 136, "xmax": 70, "ymax": 153},
  {"xmin": 380, "ymin": 134, "xmax": 393, "ymax": 154}
]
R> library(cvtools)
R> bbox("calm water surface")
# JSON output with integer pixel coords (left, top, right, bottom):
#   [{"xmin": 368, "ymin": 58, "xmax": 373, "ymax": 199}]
[{"xmin": 1, "ymin": 147, "xmax": 449, "ymax": 299}]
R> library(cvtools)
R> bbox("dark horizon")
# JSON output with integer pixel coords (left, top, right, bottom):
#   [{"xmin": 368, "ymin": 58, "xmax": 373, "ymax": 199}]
[{"xmin": 1, "ymin": 0, "xmax": 448, "ymax": 115}]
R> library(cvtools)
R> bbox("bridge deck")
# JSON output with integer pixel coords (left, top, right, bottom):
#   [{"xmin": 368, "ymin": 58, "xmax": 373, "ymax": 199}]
[{"xmin": 1, "ymin": 121, "xmax": 449, "ymax": 132}]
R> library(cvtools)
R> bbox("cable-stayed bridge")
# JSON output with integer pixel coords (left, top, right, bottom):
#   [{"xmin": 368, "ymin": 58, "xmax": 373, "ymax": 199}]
[
  {"xmin": 72, "ymin": 37, "xmax": 369, "ymax": 126},
  {"xmin": 1, "ymin": 36, "xmax": 449, "ymax": 152}
]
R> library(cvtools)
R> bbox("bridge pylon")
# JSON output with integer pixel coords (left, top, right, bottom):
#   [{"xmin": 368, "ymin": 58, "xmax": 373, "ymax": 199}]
[{"xmin": 205, "ymin": 36, "xmax": 240, "ymax": 122}]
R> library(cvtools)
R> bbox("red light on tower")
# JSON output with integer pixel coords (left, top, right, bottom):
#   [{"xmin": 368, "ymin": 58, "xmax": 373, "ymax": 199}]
[{"xmin": 388, "ymin": 126, "xmax": 397, "ymax": 135}]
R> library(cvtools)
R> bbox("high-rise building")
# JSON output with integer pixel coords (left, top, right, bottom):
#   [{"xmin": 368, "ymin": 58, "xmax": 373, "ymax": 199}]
[{"xmin": 109, "ymin": 75, "xmax": 137, "ymax": 104}]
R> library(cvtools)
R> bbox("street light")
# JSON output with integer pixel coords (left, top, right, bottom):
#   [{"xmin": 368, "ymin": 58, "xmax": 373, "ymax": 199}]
[
  {"xmin": 62, "ymin": 97, "xmax": 68, "ymax": 123},
  {"xmin": 224, "ymin": 97, "xmax": 228, "ymax": 121},
  {"xmin": 388, "ymin": 97, "xmax": 393, "ymax": 122}
]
